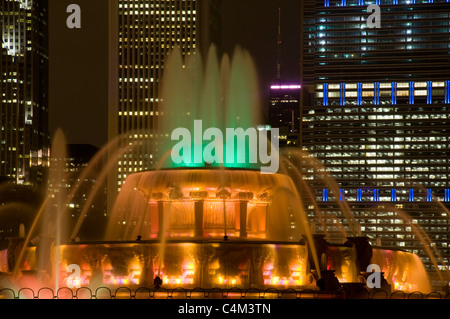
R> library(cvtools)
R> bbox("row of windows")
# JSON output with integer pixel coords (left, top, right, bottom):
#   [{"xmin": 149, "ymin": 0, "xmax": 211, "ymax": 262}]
[
  {"xmin": 316, "ymin": 28, "xmax": 450, "ymax": 36},
  {"xmin": 119, "ymin": 2, "xmax": 195, "ymax": 11},
  {"xmin": 320, "ymin": 81, "xmax": 450, "ymax": 106},
  {"xmin": 321, "ymin": 188, "xmax": 450, "ymax": 202},
  {"xmin": 324, "ymin": 0, "xmax": 450, "ymax": 7},
  {"xmin": 309, "ymin": 143, "xmax": 448, "ymax": 150},
  {"xmin": 317, "ymin": 13, "xmax": 450, "ymax": 23},
  {"xmin": 313, "ymin": 153, "xmax": 449, "ymax": 160},
  {"xmin": 306, "ymin": 115, "xmax": 449, "ymax": 121}
]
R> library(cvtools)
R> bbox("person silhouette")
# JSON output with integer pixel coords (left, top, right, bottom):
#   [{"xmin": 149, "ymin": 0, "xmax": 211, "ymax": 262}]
[{"xmin": 154, "ymin": 276, "xmax": 163, "ymax": 289}]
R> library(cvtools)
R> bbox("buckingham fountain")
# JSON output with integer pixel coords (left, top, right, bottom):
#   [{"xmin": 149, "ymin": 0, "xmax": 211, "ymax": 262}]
[{"xmin": 0, "ymin": 46, "xmax": 434, "ymax": 298}]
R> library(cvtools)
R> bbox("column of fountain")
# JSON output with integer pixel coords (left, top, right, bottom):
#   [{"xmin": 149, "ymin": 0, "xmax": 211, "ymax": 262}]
[
  {"xmin": 239, "ymin": 201, "xmax": 248, "ymax": 238},
  {"xmin": 194, "ymin": 200, "xmax": 204, "ymax": 238},
  {"xmin": 237, "ymin": 192, "xmax": 253, "ymax": 238},
  {"xmin": 147, "ymin": 192, "xmax": 163, "ymax": 238},
  {"xmin": 190, "ymin": 190, "xmax": 208, "ymax": 238},
  {"xmin": 157, "ymin": 201, "xmax": 164, "ymax": 240}
]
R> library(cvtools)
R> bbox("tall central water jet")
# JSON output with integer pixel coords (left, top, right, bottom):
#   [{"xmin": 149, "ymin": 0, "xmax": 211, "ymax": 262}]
[
  {"xmin": 40, "ymin": 129, "xmax": 68, "ymax": 291},
  {"xmin": 157, "ymin": 45, "xmax": 264, "ymax": 171}
]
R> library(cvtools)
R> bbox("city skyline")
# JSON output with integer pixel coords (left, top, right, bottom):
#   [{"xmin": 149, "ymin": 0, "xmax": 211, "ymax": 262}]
[{"xmin": 1, "ymin": 0, "xmax": 450, "ymax": 297}]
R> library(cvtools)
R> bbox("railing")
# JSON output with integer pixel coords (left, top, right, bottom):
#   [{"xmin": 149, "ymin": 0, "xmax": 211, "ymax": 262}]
[{"xmin": 0, "ymin": 287, "xmax": 448, "ymax": 299}]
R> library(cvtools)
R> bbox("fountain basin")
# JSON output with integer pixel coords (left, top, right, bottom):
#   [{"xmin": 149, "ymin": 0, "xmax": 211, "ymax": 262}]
[
  {"xmin": 56, "ymin": 239, "xmax": 309, "ymax": 289},
  {"xmin": 0, "ymin": 239, "xmax": 432, "ymax": 294},
  {"xmin": 106, "ymin": 168, "xmax": 301, "ymax": 242},
  {"xmin": 0, "ymin": 169, "xmax": 433, "ymax": 295}
]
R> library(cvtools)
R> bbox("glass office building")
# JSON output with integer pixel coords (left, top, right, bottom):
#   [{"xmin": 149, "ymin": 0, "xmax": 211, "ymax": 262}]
[
  {"xmin": 0, "ymin": 0, "xmax": 50, "ymax": 186},
  {"xmin": 300, "ymin": 0, "xmax": 450, "ymax": 284}
]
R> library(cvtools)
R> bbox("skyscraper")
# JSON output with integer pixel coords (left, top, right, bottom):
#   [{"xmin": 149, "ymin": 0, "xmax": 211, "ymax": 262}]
[
  {"xmin": 107, "ymin": 0, "xmax": 222, "ymax": 210},
  {"xmin": 0, "ymin": 0, "xmax": 50, "ymax": 186},
  {"xmin": 268, "ymin": 8, "xmax": 301, "ymax": 149},
  {"xmin": 268, "ymin": 83, "xmax": 301, "ymax": 148},
  {"xmin": 300, "ymin": 0, "xmax": 450, "ymax": 284}
]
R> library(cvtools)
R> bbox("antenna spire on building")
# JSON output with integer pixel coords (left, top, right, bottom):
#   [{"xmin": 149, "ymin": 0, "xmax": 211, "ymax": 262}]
[{"xmin": 276, "ymin": 7, "xmax": 282, "ymax": 81}]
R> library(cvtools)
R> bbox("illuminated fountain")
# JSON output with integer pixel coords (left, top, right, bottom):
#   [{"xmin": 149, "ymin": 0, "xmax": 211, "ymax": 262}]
[
  {"xmin": 58, "ymin": 168, "xmax": 313, "ymax": 289},
  {"xmin": 0, "ymin": 46, "xmax": 435, "ymax": 297}
]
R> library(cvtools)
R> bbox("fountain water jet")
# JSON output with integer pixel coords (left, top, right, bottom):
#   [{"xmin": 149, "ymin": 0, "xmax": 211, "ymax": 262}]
[
  {"xmin": 70, "ymin": 138, "xmax": 144, "ymax": 241},
  {"xmin": 388, "ymin": 206, "xmax": 448, "ymax": 285},
  {"xmin": 280, "ymin": 149, "xmax": 361, "ymax": 239},
  {"xmin": 7, "ymin": 129, "xmax": 68, "ymax": 290}
]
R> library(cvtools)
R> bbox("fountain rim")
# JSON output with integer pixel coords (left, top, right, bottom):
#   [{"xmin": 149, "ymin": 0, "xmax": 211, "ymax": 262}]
[
  {"xmin": 57, "ymin": 239, "xmax": 412, "ymax": 254},
  {"xmin": 138, "ymin": 167, "xmax": 263, "ymax": 172},
  {"xmin": 127, "ymin": 166, "xmax": 278, "ymax": 177},
  {"xmin": 60, "ymin": 238, "xmax": 308, "ymax": 247},
  {"xmin": 121, "ymin": 166, "xmax": 296, "ymax": 195}
]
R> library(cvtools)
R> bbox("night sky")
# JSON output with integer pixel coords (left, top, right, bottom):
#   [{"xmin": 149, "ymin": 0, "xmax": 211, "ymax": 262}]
[{"xmin": 49, "ymin": 0, "xmax": 301, "ymax": 148}]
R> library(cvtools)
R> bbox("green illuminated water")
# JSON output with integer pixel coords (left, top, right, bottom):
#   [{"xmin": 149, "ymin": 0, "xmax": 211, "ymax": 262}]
[{"xmin": 158, "ymin": 45, "xmax": 263, "ymax": 170}]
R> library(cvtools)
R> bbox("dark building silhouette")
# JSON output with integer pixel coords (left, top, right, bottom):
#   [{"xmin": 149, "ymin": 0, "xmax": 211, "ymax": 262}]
[{"xmin": 268, "ymin": 83, "xmax": 301, "ymax": 148}]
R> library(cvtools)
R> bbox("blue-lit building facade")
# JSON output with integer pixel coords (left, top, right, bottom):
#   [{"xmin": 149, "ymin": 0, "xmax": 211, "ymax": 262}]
[{"xmin": 300, "ymin": 0, "xmax": 450, "ymax": 286}]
